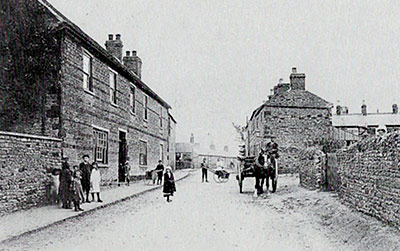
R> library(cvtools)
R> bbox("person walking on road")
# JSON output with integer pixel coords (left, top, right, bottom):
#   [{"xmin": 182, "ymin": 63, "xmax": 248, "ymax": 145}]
[
  {"xmin": 59, "ymin": 157, "xmax": 72, "ymax": 209},
  {"xmin": 163, "ymin": 167, "xmax": 176, "ymax": 202},
  {"xmin": 79, "ymin": 155, "xmax": 92, "ymax": 203},
  {"xmin": 90, "ymin": 162, "xmax": 103, "ymax": 202},
  {"xmin": 201, "ymin": 158, "xmax": 208, "ymax": 182},
  {"xmin": 155, "ymin": 160, "xmax": 164, "ymax": 185}
]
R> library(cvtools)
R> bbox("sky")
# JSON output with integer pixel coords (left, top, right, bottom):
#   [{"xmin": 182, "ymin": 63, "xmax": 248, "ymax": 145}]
[{"xmin": 48, "ymin": 0, "xmax": 400, "ymax": 153}]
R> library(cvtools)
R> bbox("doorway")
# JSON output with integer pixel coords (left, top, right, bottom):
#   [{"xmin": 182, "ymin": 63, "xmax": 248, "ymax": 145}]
[{"xmin": 118, "ymin": 130, "xmax": 127, "ymax": 182}]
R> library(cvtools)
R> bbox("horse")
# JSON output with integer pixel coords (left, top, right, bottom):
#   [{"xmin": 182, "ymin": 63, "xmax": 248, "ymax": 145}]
[{"xmin": 254, "ymin": 154, "xmax": 277, "ymax": 195}]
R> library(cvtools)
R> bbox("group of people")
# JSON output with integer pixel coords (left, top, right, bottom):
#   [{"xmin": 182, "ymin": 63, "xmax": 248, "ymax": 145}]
[
  {"xmin": 49, "ymin": 156, "xmax": 177, "ymax": 206},
  {"xmin": 51, "ymin": 155, "xmax": 103, "ymax": 212}
]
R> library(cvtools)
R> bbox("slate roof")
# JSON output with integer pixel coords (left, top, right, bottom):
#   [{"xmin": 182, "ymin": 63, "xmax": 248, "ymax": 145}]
[
  {"xmin": 265, "ymin": 90, "xmax": 332, "ymax": 109},
  {"xmin": 37, "ymin": 0, "xmax": 171, "ymax": 109},
  {"xmin": 250, "ymin": 89, "xmax": 332, "ymax": 120}
]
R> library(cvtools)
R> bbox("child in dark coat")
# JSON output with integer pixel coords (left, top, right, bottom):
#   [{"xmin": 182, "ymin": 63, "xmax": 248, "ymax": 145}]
[
  {"xmin": 71, "ymin": 170, "xmax": 84, "ymax": 211},
  {"xmin": 163, "ymin": 167, "xmax": 176, "ymax": 202}
]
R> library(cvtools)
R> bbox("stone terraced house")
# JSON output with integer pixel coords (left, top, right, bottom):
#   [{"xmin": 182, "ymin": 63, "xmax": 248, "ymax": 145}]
[
  {"xmin": 245, "ymin": 68, "xmax": 333, "ymax": 173},
  {"xmin": 0, "ymin": 0, "xmax": 176, "ymax": 184}
]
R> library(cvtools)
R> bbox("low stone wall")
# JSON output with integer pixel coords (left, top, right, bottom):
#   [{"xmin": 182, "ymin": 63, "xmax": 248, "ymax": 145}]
[
  {"xmin": 0, "ymin": 131, "xmax": 61, "ymax": 214},
  {"xmin": 336, "ymin": 133, "xmax": 400, "ymax": 229},
  {"xmin": 299, "ymin": 147, "xmax": 326, "ymax": 190}
]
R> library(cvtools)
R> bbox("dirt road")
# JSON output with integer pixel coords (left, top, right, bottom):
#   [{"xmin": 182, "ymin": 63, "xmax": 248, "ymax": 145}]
[{"xmin": 2, "ymin": 170, "xmax": 400, "ymax": 251}]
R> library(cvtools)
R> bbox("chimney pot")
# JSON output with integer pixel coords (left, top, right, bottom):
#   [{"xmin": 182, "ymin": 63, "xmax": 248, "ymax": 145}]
[
  {"xmin": 108, "ymin": 34, "xmax": 113, "ymax": 40},
  {"xmin": 279, "ymin": 78, "xmax": 283, "ymax": 84},
  {"xmin": 292, "ymin": 67, "xmax": 297, "ymax": 73},
  {"xmin": 132, "ymin": 50, "xmax": 137, "ymax": 56},
  {"xmin": 116, "ymin": 34, "xmax": 121, "ymax": 40},
  {"xmin": 126, "ymin": 51, "xmax": 130, "ymax": 56}
]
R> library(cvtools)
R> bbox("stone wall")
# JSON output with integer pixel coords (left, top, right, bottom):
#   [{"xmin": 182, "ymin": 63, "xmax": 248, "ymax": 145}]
[
  {"xmin": 299, "ymin": 147, "xmax": 326, "ymax": 190},
  {"xmin": 325, "ymin": 133, "xmax": 400, "ymax": 228},
  {"xmin": 0, "ymin": 131, "xmax": 61, "ymax": 214}
]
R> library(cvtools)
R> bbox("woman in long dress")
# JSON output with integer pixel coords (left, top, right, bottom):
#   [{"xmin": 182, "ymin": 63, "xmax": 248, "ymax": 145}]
[
  {"xmin": 90, "ymin": 162, "xmax": 103, "ymax": 202},
  {"xmin": 163, "ymin": 167, "xmax": 176, "ymax": 202}
]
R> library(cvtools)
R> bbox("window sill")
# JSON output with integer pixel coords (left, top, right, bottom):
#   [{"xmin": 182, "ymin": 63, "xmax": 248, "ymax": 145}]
[
  {"xmin": 84, "ymin": 89, "xmax": 95, "ymax": 96},
  {"xmin": 110, "ymin": 102, "xmax": 119, "ymax": 108}
]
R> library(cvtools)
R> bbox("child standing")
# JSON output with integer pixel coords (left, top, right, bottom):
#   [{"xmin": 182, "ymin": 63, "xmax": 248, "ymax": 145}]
[
  {"xmin": 71, "ymin": 170, "xmax": 84, "ymax": 211},
  {"xmin": 163, "ymin": 167, "xmax": 176, "ymax": 202},
  {"xmin": 90, "ymin": 162, "xmax": 103, "ymax": 202},
  {"xmin": 48, "ymin": 168, "xmax": 61, "ymax": 204}
]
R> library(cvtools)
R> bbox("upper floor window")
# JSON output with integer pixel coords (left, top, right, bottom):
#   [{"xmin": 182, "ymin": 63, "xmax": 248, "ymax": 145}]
[
  {"xmin": 109, "ymin": 71, "xmax": 117, "ymax": 104},
  {"xmin": 159, "ymin": 107, "xmax": 163, "ymax": 128},
  {"xmin": 83, "ymin": 52, "xmax": 93, "ymax": 92},
  {"xmin": 143, "ymin": 95, "xmax": 148, "ymax": 121},
  {"xmin": 130, "ymin": 86, "xmax": 136, "ymax": 114},
  {"xmin": 168, "ymin": 117, "xmax": 171, "ymax": 136}
]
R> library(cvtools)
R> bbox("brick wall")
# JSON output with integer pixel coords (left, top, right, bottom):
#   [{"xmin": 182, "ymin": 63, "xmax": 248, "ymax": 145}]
[
  {"xmin": 335, "ymin": 133, "xmax": 400, "ymax": 228},
  {"xmin": 59, "ymin": 34, "xmax": 169, "ymax": 183},
  {"xmin": 0, "ymin": 131, "xmax": 61, "ymax": 214}
]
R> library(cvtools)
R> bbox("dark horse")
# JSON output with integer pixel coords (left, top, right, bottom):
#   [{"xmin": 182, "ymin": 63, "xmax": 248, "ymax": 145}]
[{"xmin": 254, "ymin": 154, "xmax": 277, "ymax": 195}]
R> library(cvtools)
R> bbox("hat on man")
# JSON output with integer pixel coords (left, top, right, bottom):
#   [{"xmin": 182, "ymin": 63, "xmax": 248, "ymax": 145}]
[{"xmin": 82, "ymin": 154, "xmax": 90, "ymax": 159}]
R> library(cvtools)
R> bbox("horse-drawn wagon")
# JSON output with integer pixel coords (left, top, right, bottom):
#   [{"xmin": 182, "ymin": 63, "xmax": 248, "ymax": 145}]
[{"xmin": 236, "ymin": 155, "xmax": 278, "ymax": 194}]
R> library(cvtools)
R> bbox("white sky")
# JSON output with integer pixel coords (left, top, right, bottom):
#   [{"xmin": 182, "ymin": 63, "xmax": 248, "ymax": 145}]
[{"xmin": 48, "ymin": 0, "xmax": 400, "ymax": 152}]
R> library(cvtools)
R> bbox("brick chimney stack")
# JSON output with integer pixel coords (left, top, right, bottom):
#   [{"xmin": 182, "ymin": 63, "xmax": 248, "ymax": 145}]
[
  {"xmin": 105, "ymin": 34, "xmax": 123, "ymax": 61},
  {"xmin": 289, "ymin": 67, "xmax": 306, "ymax": 90},
  {"xmin": 123, "ymin": 50, "xmax": 142, "ymax": 78}
]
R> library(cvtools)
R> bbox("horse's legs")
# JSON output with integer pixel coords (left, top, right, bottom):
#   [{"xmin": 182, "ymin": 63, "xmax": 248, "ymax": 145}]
[
  {"xmin": 265, "ymin": 175, "xmax": 270, "ymax": 192},
  {"xmin": 259, "ymin": 178, "xmax": 264, "ymax": 194}
]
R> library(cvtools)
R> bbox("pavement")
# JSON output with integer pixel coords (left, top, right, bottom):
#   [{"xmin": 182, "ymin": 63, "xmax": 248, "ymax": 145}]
[{"xmin": 0, "ymin": 169, "xmax": 192, "ymax": 244}]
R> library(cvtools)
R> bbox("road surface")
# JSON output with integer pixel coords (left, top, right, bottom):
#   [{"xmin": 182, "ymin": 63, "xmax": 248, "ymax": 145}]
[{"xmin": 2, "ymin": 170, "xmax": 400, "ymax": 251}]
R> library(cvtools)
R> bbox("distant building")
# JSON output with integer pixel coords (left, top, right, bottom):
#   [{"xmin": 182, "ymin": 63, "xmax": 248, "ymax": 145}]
[
  {"xmin": 333, "ymin": 103, "xmax": 400, "ymax": 137},
  {"xmin": 176, "ymin": 134, "xmax": 237, "ymax": 169},
  {"xmin": 175, "ymin": 142, "xmax": 196, "ymax": 169},
  {"xmin": 244, "ymin": 67, "xmax": 332, "ymax": 173}
]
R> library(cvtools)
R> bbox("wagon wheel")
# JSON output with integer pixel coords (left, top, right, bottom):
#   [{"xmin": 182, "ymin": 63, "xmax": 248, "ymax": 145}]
[
  {"xmin": 220, "ymin": 172, "xmax": 229, "ymax": 183},
  {"xmin": 213, "ymin": 173, "xmax": 222, "ymax": 183}
]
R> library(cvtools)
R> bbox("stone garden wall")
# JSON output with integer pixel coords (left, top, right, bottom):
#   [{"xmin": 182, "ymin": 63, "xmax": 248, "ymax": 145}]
[
  {"xmin": 336, "ymin": 133, "xmax": 400, "ymax": 228},
  {"xmin": 0, "ymin": 131, "xmax": 61, "ymax": 214},
  {"xmin": 299, "ymin": 147, "xmax": 326, "ymax": 190},
  {"xmin": 299, "ymin": 132, "xmax": 400, "ymax": 229}
]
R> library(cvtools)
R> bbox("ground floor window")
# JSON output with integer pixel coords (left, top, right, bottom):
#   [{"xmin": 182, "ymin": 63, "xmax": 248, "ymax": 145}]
[
  {"xmin": 93, "ymin": 128, "xmax": 108, "ymax": 164},
  {"xmin": 139, "ymin": 140, "xmax": 147, "ymax": 166}
]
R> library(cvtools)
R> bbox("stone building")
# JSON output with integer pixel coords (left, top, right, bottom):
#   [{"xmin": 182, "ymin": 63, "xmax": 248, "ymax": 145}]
[
  {"xmin": 333, "ymin": 103, "xmax": 400, "ymax": 137},
  {"xmin": 167, "ymin": 113, "xmax": 177, "ymax": 169},
  {"xmin": 0, "ymin": 0, "xmax": 175, "ymax": 183},
  {"xmin": 245, "ymin": 68, "xmax": 332, "ymax": 173}
]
